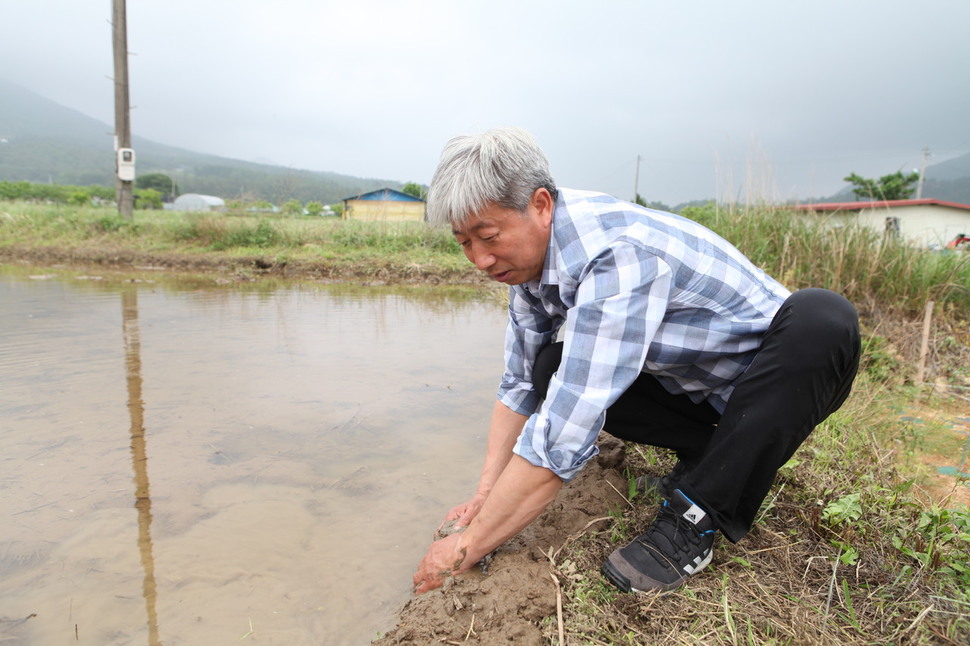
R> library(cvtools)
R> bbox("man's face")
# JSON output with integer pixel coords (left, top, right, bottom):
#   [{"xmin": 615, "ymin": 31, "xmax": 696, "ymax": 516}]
[{"xmin": 452, "ymin": 188, "xmax": 554, "ymax": 285}]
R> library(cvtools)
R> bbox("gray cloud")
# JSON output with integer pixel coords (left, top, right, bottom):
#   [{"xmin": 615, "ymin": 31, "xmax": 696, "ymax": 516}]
[{"xmin": 3, "ymin": 0, "xmax": 968, "ymax": 205}]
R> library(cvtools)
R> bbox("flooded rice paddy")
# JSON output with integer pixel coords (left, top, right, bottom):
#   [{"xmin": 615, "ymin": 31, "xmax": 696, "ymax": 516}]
[{"xmin": 0, "ymin": 266, "xmax": 506, "ymax": 645}]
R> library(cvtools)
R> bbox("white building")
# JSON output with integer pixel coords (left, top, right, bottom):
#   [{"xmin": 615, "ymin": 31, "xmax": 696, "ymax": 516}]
[{"xmin": 794, "ymin": 199, "xmax": 970, "ymax": 249}]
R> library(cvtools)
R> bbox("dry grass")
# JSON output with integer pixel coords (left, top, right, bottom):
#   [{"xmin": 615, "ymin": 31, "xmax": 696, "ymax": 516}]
[{"xmin": 553, "ymin": 372, "xmax": 969, "ymax": 645}]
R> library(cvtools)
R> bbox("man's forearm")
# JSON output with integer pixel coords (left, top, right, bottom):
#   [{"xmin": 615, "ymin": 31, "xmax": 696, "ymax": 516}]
[
  {"xmin": 474, "ymin": 400, "xmax": 530, "ymax": 498},
  {"xmin": 413, "ymin": 405, "xmax": 562, "ymax": 593},
  {"xmin": 454, "ymin": 454, "xmax": 563, "ymax": 569}
]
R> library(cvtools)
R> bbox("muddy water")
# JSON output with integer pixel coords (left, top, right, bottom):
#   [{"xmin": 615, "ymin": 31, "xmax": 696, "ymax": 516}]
[{"xmin": 0, "ymin": 267, "xmax": 506, "ymax": 645}]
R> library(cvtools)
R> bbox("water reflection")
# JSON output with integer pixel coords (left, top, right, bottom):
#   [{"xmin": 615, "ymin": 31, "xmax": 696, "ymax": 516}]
[
  {"xmin": 0, "ymin": 266, "xmax": 505, "ymax": 645},
  {"xmin": 122, "ymin": 289, "xmax": 161, "ymax": 645}
]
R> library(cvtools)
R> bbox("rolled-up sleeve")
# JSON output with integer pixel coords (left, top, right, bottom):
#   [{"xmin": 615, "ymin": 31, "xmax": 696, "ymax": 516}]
[
  {"xmin": 497, "ymin": 288, "xmax": 558, "ymax": 417},
  {"xmin": 511, "ymin": 241, "xmax": 673, "ymax": 481}
]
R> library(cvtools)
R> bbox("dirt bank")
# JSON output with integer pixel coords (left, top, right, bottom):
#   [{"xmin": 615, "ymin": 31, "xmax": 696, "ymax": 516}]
[
  {"xmin": 0, "ymin": 244, "xmax": 487, "ymax": 286},
  {"xmin": 373, "ymin": 435, "xmax": 628, "ymax": 646}
]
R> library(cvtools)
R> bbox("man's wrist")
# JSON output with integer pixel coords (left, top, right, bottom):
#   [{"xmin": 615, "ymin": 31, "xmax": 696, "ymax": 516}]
[{"xmin": 472, "ymin": 488, "xmax": 491, "ymax": 500}]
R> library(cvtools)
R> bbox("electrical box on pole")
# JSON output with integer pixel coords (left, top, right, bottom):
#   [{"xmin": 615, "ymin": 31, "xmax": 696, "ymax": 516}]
[{"xmin": 117, "ymin": 148, "xmax": 136, "ymax": 182}]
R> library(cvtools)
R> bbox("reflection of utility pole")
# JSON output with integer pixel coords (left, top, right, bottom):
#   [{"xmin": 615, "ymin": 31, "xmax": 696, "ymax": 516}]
[
  {"xmin": 112, "ymin": 0, "xmax": 134, "ymax": 219},
  {"xmin": 122, "ymin": 290, "xmax": 161, "ymax": 646},
  {"xmin": 633, "ymin": 155, "xmax": 642, "ymax": 203},
  {"xmin": 915, "ymin": 147, "xmax": 929, "ymax": 200}
]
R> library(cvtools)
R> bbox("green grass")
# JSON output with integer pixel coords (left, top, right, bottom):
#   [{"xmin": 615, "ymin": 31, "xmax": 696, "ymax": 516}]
[
  {"xmin": 3, "ymin": 202, "xmax": 968, "ymax": 315},
  {"xmin": 0, "ymin": 202, "xmax": 472, "ymax": 276}
]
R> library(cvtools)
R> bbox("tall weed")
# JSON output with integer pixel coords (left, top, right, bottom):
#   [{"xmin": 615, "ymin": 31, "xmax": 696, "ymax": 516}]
[
  {"xmin": 168, "ymin": 215, "xmax": 284, "ymax": 249},
  {"xmin": 683, "ymin": 202, "xmax": 970, "ymax": 316},
  {"xmin": 321, "ymin": 220, "xmax": 459, "ymax": 254}
]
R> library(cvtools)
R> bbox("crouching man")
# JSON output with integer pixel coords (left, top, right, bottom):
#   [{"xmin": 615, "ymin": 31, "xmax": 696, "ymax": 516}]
[{"xmin": 412, "ymin": 127, "xmax": 860, "ymax": 595}]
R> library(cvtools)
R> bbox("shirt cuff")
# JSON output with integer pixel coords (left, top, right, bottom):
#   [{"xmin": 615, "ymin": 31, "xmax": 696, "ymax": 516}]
[
  {"xmin": 512, "ymin": 415, "xmax": 601, "ymax": 482},
  {"xmin": 497, "ymin": 381, "xmax": 541, "ymax": 418}
]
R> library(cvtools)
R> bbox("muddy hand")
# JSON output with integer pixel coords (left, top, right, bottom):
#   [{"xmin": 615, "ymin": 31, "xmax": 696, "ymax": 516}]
[
  {"xmin": 440, "ymin": 493, "xmax": 486, "ymax": 532},
  {"xmin": 413, "ymin": 533, "xmax": 466, "ymax": 594},
  {"xmin": 434, "ymin": 518, "xmax": 465, "ymax": 541}
]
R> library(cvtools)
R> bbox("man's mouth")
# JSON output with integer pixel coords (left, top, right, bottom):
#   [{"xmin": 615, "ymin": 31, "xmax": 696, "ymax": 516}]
[{"xmin": 490, "ymin": 270, "xmax": 512, "ymax": 283}]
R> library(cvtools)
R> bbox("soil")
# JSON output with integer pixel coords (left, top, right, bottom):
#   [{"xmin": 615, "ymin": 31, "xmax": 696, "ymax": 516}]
[
  {"xmin": 897, "ymin": 399, "xmax": 970, "ymax": 507},
  {"xmin": 0, "ymin": 244, "xmax": 488, "ymax": 286},
  {"xmin": 373, "ymin": 435, "xmax": 629, "ymax": 646}
]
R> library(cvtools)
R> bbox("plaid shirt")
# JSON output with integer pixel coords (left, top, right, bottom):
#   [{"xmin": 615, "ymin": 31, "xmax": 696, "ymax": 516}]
[{"xmin": 499, "ymin": 189, "xmax": 791, "ymax": 481}]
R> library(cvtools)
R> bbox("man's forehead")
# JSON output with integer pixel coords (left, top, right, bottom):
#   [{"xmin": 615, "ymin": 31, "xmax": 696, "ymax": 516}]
[{"xmin": 451, "ymin": 213, "xmax": 504, "ymax": 236}]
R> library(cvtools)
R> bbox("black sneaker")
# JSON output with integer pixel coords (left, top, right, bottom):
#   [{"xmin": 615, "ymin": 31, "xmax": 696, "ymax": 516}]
[
  {"xmin": 634, "ymin": 459, "xmax": 696, "ymax": 500},
  {"xmin": 602, "ymin": 489, "xmax": 716, "ymax": 593}
]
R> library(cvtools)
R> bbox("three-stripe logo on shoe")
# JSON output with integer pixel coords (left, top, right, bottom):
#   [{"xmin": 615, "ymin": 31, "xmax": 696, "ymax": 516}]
[{"xmin": 683, "ymin": 553, "xmax": 708, "ymax": 575}]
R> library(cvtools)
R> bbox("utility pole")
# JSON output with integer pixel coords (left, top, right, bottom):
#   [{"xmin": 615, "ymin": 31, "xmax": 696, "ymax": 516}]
[
  {"xmin": 915, "ymin": 147, "xmax": 929, "ymax": 200},
  {"xmin": 633, "ymin": 154, "xmax": 642, "ymax": 203},
  {"xmin": 112, "ymin": 0, "xmax": 134, "ymax": 219}
]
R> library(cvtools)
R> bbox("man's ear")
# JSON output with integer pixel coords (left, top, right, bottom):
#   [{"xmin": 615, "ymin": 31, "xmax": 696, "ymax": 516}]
[{"xmin": 532, "ymin": 188, "xmax": 554, "ymax": 227}]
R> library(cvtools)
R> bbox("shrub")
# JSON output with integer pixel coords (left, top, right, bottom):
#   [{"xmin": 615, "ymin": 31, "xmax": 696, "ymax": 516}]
[
  {"xmin": 134, "ymin": 188, "xmax": 163, "ymax": 210},
  {"xmin": 67, "ymin": 190, "xmax": 92, "ymax": 206},
  {"xmin": 305, "ymin": 201, "xmax": 324, "ymax": 217}
]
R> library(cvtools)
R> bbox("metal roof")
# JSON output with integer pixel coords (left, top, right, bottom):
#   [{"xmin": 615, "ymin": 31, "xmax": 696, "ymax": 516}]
[
  {"xmin": 174, "ymin": 193, "xmax": 225, "ymax": 206},
  {"xmin": 794, "ymin": 198, "xmax": 970, "ymax": 213},
  {"xmin": 342, "ymin": 187, "xmax": 424, "ymax": 203}
]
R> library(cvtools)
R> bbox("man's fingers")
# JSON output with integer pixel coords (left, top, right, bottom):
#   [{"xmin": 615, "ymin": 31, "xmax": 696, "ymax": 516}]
[
  {"xmin": 413, "ymin": 574, "xmax": 443, "ymax": 595},
  {"xmin": 444, "ymin": 504, "xmax": 470, "ymax": 523}
]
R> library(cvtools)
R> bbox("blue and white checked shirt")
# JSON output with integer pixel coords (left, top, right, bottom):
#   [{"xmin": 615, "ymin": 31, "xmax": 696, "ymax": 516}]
[{"xmin": 499, "ymin": 189, "xmax": 791, "ymax": 481}]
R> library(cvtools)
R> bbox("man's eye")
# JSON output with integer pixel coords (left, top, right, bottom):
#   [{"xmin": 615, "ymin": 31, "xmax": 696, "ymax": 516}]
[{"xmin": 482, "ymin": 235, "xmax": 497, "ymax": 243}]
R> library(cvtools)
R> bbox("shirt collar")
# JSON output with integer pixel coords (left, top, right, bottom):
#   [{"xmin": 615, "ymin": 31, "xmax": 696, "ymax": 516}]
[{"xmin": 536, "ymin": 191, "xmax": 566, "ymax": 290}]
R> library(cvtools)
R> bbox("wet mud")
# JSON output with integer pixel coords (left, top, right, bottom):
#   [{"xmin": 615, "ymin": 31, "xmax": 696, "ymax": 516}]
[{"xmin": 373, "ymin": 435, "xmax": 628, "ymax": 646}]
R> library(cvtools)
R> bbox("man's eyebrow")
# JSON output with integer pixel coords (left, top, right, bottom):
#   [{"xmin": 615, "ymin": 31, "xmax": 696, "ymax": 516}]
[{"xmin": 452, "ymin": 221, "xmax": 493, "ymax": 236}]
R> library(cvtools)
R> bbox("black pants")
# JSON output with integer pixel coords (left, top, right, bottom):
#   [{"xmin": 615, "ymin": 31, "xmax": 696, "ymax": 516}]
[{"xmin": 532, "ymin": 288, "xmax": 861, "ymax": 542}]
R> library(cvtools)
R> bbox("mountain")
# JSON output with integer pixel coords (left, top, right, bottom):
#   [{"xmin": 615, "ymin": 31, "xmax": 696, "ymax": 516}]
[
  {"xmin": 927, "ymin": 151, "xmax": 970, "ymax": 182},
  {"xmin": 916, "ymin": 151, "xmax": 970, "ymax": 203},
  {"xmin": 0, "ymin": 80, "xmax": 401, "ymax": 204},
  {"xmin": 808, "ymin": 150, "xmax": 970, "ymax": 205}
]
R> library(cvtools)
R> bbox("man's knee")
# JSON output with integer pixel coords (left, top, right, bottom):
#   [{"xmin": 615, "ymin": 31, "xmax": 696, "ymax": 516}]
[
  {"xmin": 786, "ymin": 288, "xmax": 859, "ymax": 335},
  {"xmin": 774, "ymin": 289, "xmax": 861, "ymax": 361}
]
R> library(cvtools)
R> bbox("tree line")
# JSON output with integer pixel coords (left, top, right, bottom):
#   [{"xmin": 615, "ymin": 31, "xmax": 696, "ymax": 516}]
[
  {"xmin": 2, "ymin": 171, "xmax": 923, "ymax": 212},
  {"xmin": 0, "ymin": 180, "xmax": 163, "ymax": 209}
]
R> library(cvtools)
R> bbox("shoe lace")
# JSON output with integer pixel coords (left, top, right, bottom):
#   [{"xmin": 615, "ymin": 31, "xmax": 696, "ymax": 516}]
[{"xmin": 638, "ymin": 504, "xmax": 707, "ymax": 565}]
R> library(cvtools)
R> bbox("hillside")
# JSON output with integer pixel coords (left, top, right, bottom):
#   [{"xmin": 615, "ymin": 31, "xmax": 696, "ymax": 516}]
[
  {"xmin": 920, "ymin": 164, "xmax": 970, "ymax": 204},
  {"xmin": 812, "ymin": 150, "xmax": 970, "ymax": 205},
  {"xmin": 927, "ymin": 151, "xmax": 970, "ymax": 182},
  {"xmin": 3, "ymin": 79, "xmax": 968, "ymax": 207},
  {"xmin": 0, "ymin": 80, "xmax": 402, "ymax": 204}
]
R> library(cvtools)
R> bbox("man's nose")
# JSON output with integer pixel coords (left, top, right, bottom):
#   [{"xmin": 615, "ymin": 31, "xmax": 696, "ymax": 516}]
[{"xmin": 469, "ymin": 244, "xmax": 495, "ymax": 270}]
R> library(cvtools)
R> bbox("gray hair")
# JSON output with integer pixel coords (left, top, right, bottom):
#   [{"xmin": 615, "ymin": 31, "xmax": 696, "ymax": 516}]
[{"xmin": 427, "ymin": 126, "xmax": 557, "ymax": 227}]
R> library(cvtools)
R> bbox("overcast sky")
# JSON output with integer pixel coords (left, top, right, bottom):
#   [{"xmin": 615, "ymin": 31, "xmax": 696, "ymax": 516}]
[{"xmin": 3, "ymin": 0, "xmax": 968, "ymax": 205}]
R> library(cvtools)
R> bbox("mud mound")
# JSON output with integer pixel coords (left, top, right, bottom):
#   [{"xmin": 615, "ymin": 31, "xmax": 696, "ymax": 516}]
[{"xmin": 373, "ymin": 435, "xmax": 627, "ymax": 645}]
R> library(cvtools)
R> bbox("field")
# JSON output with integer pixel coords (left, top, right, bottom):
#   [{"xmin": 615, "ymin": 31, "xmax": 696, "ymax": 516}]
[{"xmin": 2, "ymin": 202, "xmax": 969, "ymax": 644}]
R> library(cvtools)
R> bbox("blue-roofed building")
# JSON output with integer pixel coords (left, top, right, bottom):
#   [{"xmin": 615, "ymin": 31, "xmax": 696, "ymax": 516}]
[{"xmin": 342, "ymin": 187, "xmax": 426, "ymax": 222}]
